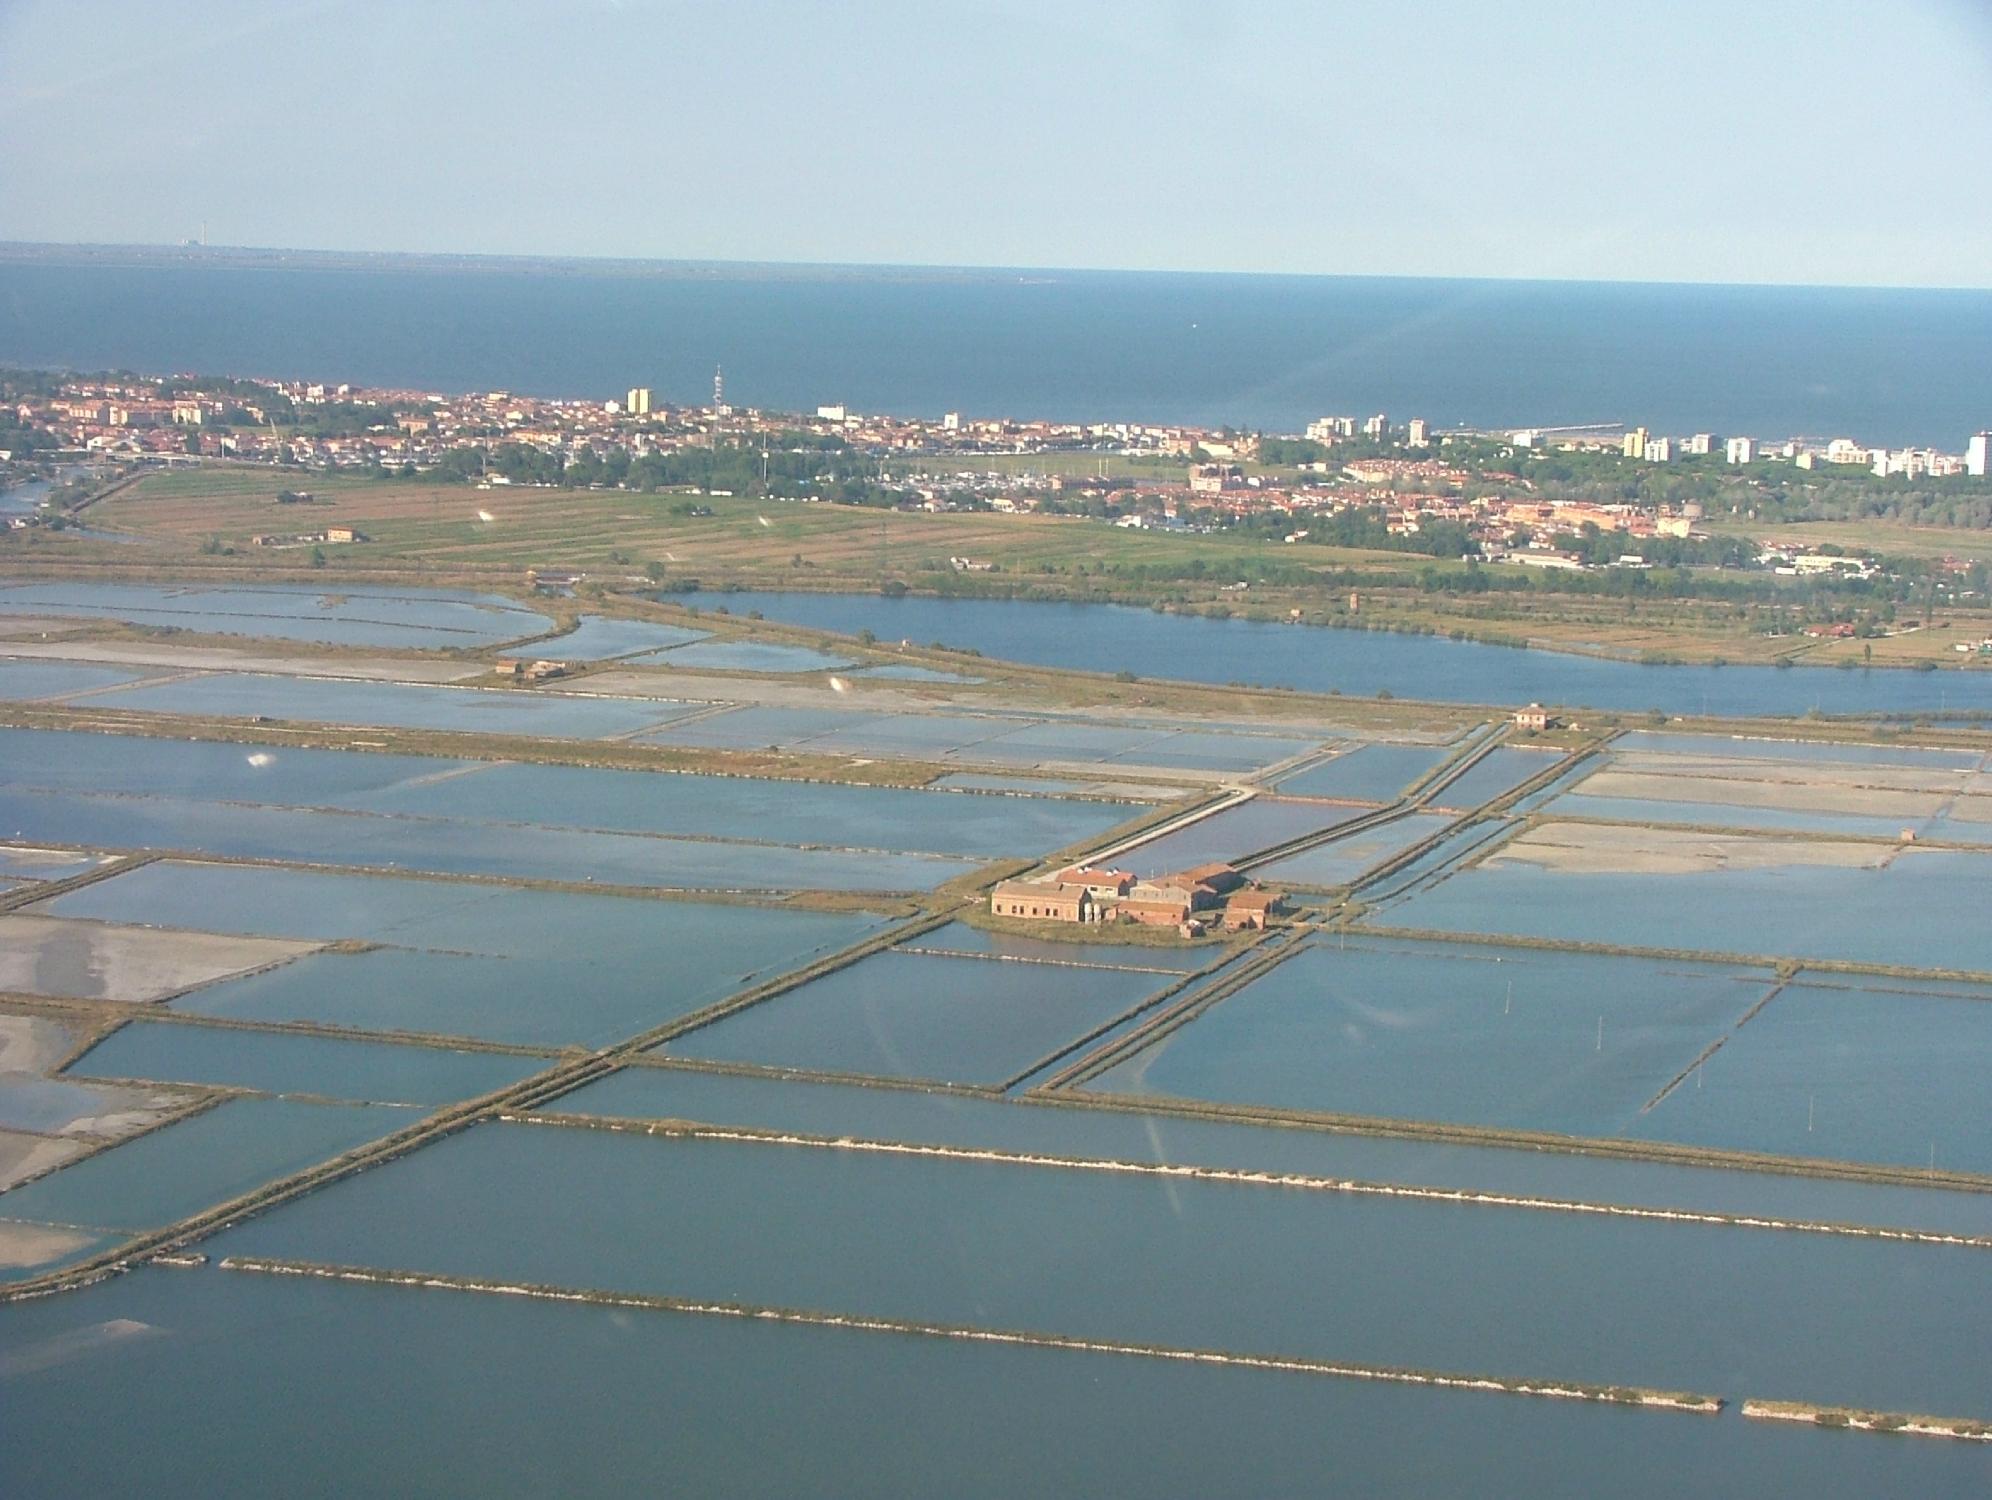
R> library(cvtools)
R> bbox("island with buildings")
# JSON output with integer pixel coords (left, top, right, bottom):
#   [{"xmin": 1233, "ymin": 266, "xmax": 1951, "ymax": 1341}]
[{"xmin": 991, "ymin": 861, "xmax": 1286, "ymax": 935}]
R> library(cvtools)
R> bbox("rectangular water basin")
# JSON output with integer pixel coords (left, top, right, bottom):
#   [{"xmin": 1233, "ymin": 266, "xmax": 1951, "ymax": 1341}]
[
  {"xmin": 1089, "ymin": 937, "xmax": 1774, "ymax": 1140},
  {"xmin": 1275, "ymin": 744, "xmax": 1451, "ymax": 802},
  {"xmin": 558, "ymin": 1063, "xmax": 1992, "ymax": 1238},
  {"xmin": 1254, "ymin": 813, "xmax": 1456, "ymax": 887},
  {"xmin": 0, "ymin": 1095, "xmax": 410, "ymax": 1233},
  {"xmin": 1119, "ymin": 799, "xmax": 1367, "ymax": 878},
  {"xmin": 664, "ymin": 949, "xmax": 1178, "ymax": 1086},
  {"xmin": 68, "ymin": 1022, "xmax": 549, "ymax": 1107},
  {"xmin": 0, "ymin": 659, "xmax": 152, "ymax": 701},
  {"xmin": 1631, "ymin": 978, "xmax": 1992, "ymax": 1173},
  {"xmin": 86, "ymin": 673, "xmax": 697, "ymax": 740},
  {"xmin": 209, "ymin": 1122, "xmax": 1992, "ymax": 1420}
]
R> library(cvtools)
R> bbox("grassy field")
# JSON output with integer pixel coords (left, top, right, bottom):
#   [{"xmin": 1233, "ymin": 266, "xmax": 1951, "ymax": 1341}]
[
  {"xmin": 40, "ymin": 465, "xmax": 1992, "ymax": 670},
  {"xmin": 89, "ymin": 468, "xmax": 1435, "ymax": 584},
  {"xmin": 1707, "ymin": 517, "xmax": 1992, "ymax": 565}
]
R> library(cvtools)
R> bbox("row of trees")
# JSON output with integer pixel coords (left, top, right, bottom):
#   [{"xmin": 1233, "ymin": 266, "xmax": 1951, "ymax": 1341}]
[{"xmin": 420, "ymin": 437, "xmax": 925, "ymax": 504}]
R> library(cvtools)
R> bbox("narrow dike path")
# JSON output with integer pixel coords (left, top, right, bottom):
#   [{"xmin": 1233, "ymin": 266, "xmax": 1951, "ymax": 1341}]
[{"xmin": 216, "ymin": 1254, "xmax": 1727, "ymax": 1418}]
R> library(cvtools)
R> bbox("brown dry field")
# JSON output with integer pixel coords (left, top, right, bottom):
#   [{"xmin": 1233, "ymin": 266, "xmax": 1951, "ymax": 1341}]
[
  {"xmin": 1574, "ymin": 768, "xmax": 1950, "ymax": 821},
  {"xmin": 1488, "ymin": 822, "xmax": 1895, "ymax": 875},
  {"xmin": 1605, "ymin": 749, "xmax": 1983, "ymax": 797},
  {"xmin": 1708, "ymin": 517, "xmax": 1992, "ymax": 565}
]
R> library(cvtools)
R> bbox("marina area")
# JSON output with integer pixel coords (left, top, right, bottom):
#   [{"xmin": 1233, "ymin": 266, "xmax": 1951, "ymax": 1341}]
[{"xmin": 3, "ymin": 575, "xmax": 1991, "ymax": 1493}]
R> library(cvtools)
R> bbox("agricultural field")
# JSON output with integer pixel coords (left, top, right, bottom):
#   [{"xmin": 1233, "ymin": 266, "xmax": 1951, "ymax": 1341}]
[
  {"xmin": 88, "ymin": 468, "xmax": 1429, "ymax": 586},
  {"xmin": 1706, "ymin": 516, "xmax": 1992, "ymax": 566}
]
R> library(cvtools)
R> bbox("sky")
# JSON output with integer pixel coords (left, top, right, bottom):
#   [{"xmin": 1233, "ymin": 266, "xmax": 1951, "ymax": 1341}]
[{"xmin": 3, "ymin": 0, "xmax": 1990, "ymax": 288}]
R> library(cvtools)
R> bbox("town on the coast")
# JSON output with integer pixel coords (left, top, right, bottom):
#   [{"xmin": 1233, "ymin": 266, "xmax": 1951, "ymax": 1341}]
[{"xmin": 7, "ymin": 369, "xmax": 1989, "ymax": 584}]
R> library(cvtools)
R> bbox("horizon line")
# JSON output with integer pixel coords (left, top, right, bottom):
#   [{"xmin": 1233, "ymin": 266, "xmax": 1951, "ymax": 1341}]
[{"xmin": 3, "ymin": 238, "xmax": 1989, "ymax": 297}]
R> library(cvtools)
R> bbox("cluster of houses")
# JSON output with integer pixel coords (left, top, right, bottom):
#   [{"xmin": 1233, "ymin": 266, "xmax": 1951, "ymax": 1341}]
[
  {"xmin": 991, "ymin": 861, "xmax": 1285, "ymax": 937},
  {"xmin": 11, "ymin": 373, "xmax": 1240, "ymax": 475}
]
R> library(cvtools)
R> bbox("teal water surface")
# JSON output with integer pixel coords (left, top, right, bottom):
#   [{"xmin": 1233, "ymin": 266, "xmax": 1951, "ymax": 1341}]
[
  {"xmin": 666, "ymin": 949, "xmax": 1175, "ymax": 1085},
  {"xmin": 1092, "ymin": 939, "xmax": 1774, "ymax": 1141},
  {"xmin": 561, "ymin": 1063, "xmax": 1992, "ymax": 1237},
  {"xmin": 210, "ymin": 1122, "xmax": 1992, "ymax": 1418},
  {"xmin": 1276, "ymin": 743, "xmax": 1451, "ymax": 802},
  {"xmin": 8, "ymin": 1266, "xmax": 1976, "ymax": 1499},
  {"xmin": 0, "ymin": 581, "xmax": 550, "ymax": 649},
  {"xmin": 1379, "ymin": 845, "xmax": 1992, "ymax": 972},
  {"xmin": 1632, "ymin": 980, "xmax": 1992, "ymax": 1174},
  {"xmin": 534, "ymin": 615, "xmax": 709, "ymax": 659},
  {"xmin": 0, "ymin": 659, "xmax": 150, "ymax": 700},
  {"xmin": 713, "ymin": 593, "xmax": 1992, "ymax": 716},
  {"xmin": 1, "ymin": 1096, "xmax": 408, "ymax": 1233},
  {"xmin": 86, "ymin": 672, "xmax": 697, "ymax": 739},
  {"xmin": 69, "ymin": 1023, "xmax": 547, "ymax": 1106},
  {"xmin": 37, "ymin": 863, "xmax": 887, "ymax": 1048}
]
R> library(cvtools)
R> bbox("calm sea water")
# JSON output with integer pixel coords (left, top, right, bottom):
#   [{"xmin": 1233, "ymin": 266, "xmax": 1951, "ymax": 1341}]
[{"xmin": 4, "ymin": 259, "xmax": 1990, "ymax": 444}]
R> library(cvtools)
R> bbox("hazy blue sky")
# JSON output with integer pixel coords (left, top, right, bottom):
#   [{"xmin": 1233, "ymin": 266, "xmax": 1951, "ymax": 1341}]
[{"xmin": 4, "ymin": 0, "xmax": 1990, "ymax": 286}]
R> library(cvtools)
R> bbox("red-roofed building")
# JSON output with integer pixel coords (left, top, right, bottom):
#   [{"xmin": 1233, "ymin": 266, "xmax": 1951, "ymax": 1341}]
[{"xmin": 1054, "ymin": 867, "xmax": 1135, "ymax": 900}]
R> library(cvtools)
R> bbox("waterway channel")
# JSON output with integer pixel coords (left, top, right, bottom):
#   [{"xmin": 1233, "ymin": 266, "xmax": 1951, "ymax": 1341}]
[{"xmin": 707, "ymin": 592, "xmax": 1992, "ymax": 716}]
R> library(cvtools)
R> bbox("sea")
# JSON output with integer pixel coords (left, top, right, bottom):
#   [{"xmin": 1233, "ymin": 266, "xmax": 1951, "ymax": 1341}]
[{"xmin": 2, "ymin": 252, "xmax": 1990, "ymax": 446}]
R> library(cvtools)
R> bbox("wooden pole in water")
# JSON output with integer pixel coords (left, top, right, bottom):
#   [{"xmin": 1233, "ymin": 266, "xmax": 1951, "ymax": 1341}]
[{"xmin": 1596, "ymin": 1015, "xmax": 1603, "ymax": 1052}]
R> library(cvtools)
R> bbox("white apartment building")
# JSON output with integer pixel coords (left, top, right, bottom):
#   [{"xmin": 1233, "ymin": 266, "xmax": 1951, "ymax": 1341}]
[
  {"xmin": 1968, "ymin": 432, "xmax": 1990, "ymax": 478},
  {"xmin": 1725, "ymin": 436, "xmax": 1756, "ymax": 465},
  {"xmin": 1406, "ymin": 418, "xmax": 1430, "ymax": 447},
  {"xmin": 1645, "ymin": 436, "xmax": 1674, "ymax": 462}
]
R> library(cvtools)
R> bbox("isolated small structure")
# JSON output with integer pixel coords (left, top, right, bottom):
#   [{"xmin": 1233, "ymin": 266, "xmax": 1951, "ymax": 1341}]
[{"xmin": 1514, "ymin": 703, "xmax": 1555, "ymax": 731}]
